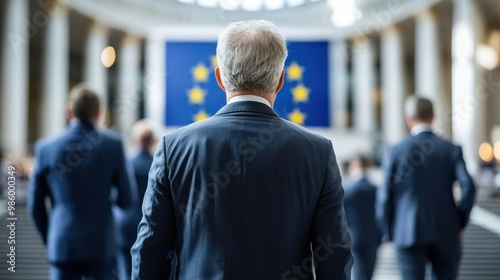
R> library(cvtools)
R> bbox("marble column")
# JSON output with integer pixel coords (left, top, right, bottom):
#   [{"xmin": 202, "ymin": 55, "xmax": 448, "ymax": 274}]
[
  {"xmin": 1, "ymin": 0, "xmax": 29, "ymax": 155},
  {"xmin": 116, "ymin": 34, "xmax": 142, "ymax": 134},
  {"xmin": 84, "ymin": 22, "xmax": 110, "ymax": 125},
  {"xmin": 381, "ymin": 25, "xmax": 406, "ymax": 145},
  {"xmin": 352, "ymin": 37, "xmax": 376, "ymax": 135},
  {"xmin": 42, "ymin": 3, "xmax": 69, "ymax": 137},
  {"xmin": 331, "ymin": 40, "xmax": 349, "ymax": 128}
]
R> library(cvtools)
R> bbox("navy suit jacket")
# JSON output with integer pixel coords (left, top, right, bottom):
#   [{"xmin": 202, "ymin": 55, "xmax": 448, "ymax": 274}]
[
  {"xmin": 344, "ymin": 177, "xmax": 380, "ymax": 248},
  {"xmin": 115, "ymin": 150, "xmax": 154, "ymax": 249},
  {"xmin": 131, "ymin": 101, "xmax": 353, "ymax": 280},
  {"xmin": 29, "ymin": 120, "xmax": 136, "ymax": 263},
  {"xmin": 377, "ymin": 131, "xmax": 476, "ymax": 247}
]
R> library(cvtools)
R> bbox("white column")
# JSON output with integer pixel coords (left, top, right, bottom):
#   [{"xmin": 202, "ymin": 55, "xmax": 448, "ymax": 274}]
[
  {"xmin": 1, "ymin": 0, "xmax": 29, "ymax": 155},
  {"xmin": 452, "ymin": 0, "xmax": 481, "ymax": 176},
  {"xmin": 116, "ymin": 34, "xmax": 142, "ymax": 134},
  {"xmin": 331, "ymin": 40, "xmax": 349, "ymax": 128},
  {"xmin": 381, "ymin": 26, "xmax": 406, "ymax": 145},
  {"xmin": 415, "ymin": 9, "xmax": 450, "ymax": 137},
  {"xmin": 352, "ymin": 37, "xmax": 376, "ymax": 135},
  {"xmin": 84, "ymin": 22, "xmax": 109, "ymax": 125},
  {"xmin": 42, "ymin": 3, "xmax": 69, "ymax": 137}
]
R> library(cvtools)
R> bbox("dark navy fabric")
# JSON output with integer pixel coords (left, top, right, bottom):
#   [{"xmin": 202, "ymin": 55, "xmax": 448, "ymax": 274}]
[
  {"xmin": 131, "ymin": 101, "xmax": 353, "ymax": 280},
  {"xmin": 29, "ymin": 120, "xmax": 136, "ymax": 264}
]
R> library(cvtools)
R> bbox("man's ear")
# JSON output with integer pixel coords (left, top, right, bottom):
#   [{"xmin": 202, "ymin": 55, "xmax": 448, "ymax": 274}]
[
  {"xmin": 66, "ymin": 104, "xmax": 74, "ymax": 121},
  {"xmin": 215, "ymin": 67, "xmax": 226, "ymax": 91},
  {"xmin": 275, "ymin": 70, "xmax": 285, "ymax": 93}
]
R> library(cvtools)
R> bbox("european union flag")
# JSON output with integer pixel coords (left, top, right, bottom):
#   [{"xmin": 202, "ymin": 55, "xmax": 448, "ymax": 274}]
[{"xmin": 165, "ymin": 41, "xmax": 330, "ymax": 127}]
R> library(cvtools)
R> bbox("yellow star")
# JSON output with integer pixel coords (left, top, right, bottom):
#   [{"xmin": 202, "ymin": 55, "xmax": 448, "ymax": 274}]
[
  {"xmin": 192, "ymin": 63, "xmax": 210, "ymax": 82},
  {"xmin": 288, "ymin": 108, "xmax": 307, "ymax": 125},
  {"xmin": 187, "ymin": 86, "xmax": 206, "ymax": 104},
  {"xmin": 193, "ymin": 110, "xmax": 210, "ymax": 122},
  {"xmin": 291, "ymin": 83, "xmax": 310, "ymax": 103},
  {"xmin": 211, "ymin": 55, "xmax": 219, "ymax": 68},
  {"xmin": 286, "ymin": 62, "xmax": 304, "ymax": 81}
]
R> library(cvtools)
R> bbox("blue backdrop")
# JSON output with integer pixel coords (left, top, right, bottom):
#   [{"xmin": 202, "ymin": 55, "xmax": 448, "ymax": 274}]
[{"xmin": 165, "ymin": 41, "xmax": 330, "ymax": 127}]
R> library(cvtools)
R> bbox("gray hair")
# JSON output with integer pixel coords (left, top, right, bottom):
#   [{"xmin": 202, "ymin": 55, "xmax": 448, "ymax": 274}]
[
  {"xmin": 405, "ymin": 95, "xmax": 434, "ymax": 120},
  {"xmin": 216, "ymin": 20, "xmax": 288, "ymax": 94}
]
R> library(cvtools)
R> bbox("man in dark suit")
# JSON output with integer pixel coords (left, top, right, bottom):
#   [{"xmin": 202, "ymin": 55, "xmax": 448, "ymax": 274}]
[
  {"xmin": 115, "ymin": 120, "xmax": 156, "ymax": 280},
  {"xmin": 377, "ymin": 96, "xmax": 476, "ymax": 280},
  {"xmin": 131, "ymin": 20, "xmax": 352, "ymax": 279},
  {"xmin": 344, "ymin": 155, "xmax": 380, "ymax": 280},
  {"xmin": 29, "ymin": 85, "xmax": 136, "ymax": 280}
]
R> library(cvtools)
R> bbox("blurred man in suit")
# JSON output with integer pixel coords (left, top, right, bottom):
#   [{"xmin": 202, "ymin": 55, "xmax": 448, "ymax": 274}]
[
  {"xmin": 377, "ymin": 96, "xmax": 476, "ymax": 280},
  {"xmin": 132, "ymin": 20, "xmax": 352, "ymax": 279},
  {"xmin": 344, "ymin": 155, "xmax": 380, "ymax": 280},
  {"xmin": 115, "ymin": 120, "xmax": 156, "ymax": 280},
  {"xmin": 29, "ymin": 85, "xmax": 136, "ymax": 280}
]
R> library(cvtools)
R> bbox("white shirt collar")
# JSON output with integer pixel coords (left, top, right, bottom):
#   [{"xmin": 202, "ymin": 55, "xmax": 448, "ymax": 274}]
[
  {"xmin": 227, "ymin": 95, "xmax": 272, "ymax": 108},
  {"xmin": 410, "ymin": 123, "xmax": 433, "ymax": 136}
]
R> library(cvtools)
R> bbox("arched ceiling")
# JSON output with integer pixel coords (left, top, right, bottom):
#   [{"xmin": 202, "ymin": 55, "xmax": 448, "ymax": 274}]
[{"xmin": 68, "ymin": 0, "xmax": 442, "ymax": 38}]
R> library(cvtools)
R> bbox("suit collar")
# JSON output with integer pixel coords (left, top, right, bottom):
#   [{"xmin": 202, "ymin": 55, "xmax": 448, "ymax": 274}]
[
  {"xmin": 215, "ymin": 101, "xmax": 279, "ymax": 118},
  {"xmin": 68, "ymin": 119, "xmax": 96, "ymax": 132}
]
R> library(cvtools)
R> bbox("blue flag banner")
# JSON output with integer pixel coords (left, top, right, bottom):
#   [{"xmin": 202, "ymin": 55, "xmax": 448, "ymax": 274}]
[{"xmin": 165, "ymin": 41, "xmax": 330, "ymax": 127}]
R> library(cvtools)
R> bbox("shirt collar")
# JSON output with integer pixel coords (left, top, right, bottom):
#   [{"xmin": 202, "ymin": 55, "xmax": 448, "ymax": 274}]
[
  {"xmin": 227, "ymin": 95, "xmax": 272, "ymax": 108},
  {"xmin": 410, "ymin": 123, "xmax": 433, "ymax": 136}
]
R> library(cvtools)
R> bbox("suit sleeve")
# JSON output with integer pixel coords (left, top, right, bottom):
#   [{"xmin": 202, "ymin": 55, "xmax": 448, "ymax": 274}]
[
  {"xmin": 453, "ymin": 146, "xmax": 476, "ymax": 229},
  {"xmin": 377, "ymin": 148, "xmax": 395, "ymax": 239},
  {"xmin": 131, "ymin": 136, "xmax": 176, "ymax": 279},
  {"xmin": 28, "ymin": 144, "xmax": 49, "ymax": 244},
  {"xmin": 312, "ymin": 140, "xmax": 353, "ymax": 280},
  {"xmin": 112, "ymin": 138, "xmax": 137, "ymax": 209}
]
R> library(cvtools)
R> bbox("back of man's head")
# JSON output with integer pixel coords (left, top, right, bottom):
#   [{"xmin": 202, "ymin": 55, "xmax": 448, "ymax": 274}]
[
  {"xmin": 216, "ymin": 20, "xmax": 288, "ymax": 95},
  {"xmin": 131, "ymin": 120, "xmax": 156, "ymax": 152},
  {"xmin": 405, "ymin": 95, "xmax": 434, "ymax": 122},
  {"xmin": 68, "ymin": 84, "xmax": 100, "ymax": 122}
]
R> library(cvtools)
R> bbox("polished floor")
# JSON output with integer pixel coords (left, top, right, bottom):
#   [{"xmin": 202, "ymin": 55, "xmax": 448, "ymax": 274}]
[{"xmin": 1, "ymin": 183, "xmax": 499, "ymax": 280}]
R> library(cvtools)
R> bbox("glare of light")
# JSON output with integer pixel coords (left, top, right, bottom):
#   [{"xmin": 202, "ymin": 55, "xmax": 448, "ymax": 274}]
[
  {"xmin": 219, "ymin": 0, "xmax": 240, "ymax": 10},
  {"xmin": 476, "ymin": 44, "xmax": 498, "ymax": 70},
  {"xmin": 265, "ymin": 0, "xmax": 285, "ymax": 10},
  {"xmin": 101, "ymin": 46, "xmax": 116, "ymax": 68},
  {"xmin": 494, "ymin": 141, "xmax": 500, "ymax": 161},
  {"xmin": 479, "ymin": 142, "xmax": 494, "ymax": 162},
  {"xmin": 241, "ymin": 0, "xmax": 263, "ymax": 11},
  {"xmin": 287, "ymin": 0, "xmax": 305, "ymax": 7},
  {"xmin": 328, "ymin": 0, "xmax": 362, "ymax": 28},
  {"xmin": 197, "ymin": 0, "xmax": 217, "ymax": 8}
]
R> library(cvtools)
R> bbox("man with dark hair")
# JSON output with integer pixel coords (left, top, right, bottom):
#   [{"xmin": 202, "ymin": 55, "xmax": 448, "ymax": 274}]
[
  {"xmin": 378, "ymin": 96, "xmax": 476, "ymax": 280},
  {"xmin": 29, "ymin": 84, "xmax": 136, "ymax": 280},
  {"xmin": 343, "ymin": 155, "xmax": 380, "ymax": 280},
  {"xmin": 132, "ymin": 20, "xmax": 352, "ymax": 279}
]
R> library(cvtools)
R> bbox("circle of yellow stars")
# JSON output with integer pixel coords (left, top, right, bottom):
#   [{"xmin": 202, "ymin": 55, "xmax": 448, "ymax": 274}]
[
  {"xmin": 187, "ymin": 55, "xmax": 219, "ymax": 122},
  {"xmin": 286, "ymin": 61, "xmax": 309, "ymax": 125}
]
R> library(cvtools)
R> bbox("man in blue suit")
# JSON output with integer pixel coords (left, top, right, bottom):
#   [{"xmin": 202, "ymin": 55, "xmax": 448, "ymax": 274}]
[
  {"xmin": 29, "ymin": 85, "xmax": 136, "ymax": 280},
  {"xmin": 115, "ymin": 120, "xmax": 156, "ymax": 280},
  {"xmin": 344, "ymin": 155, "xmax": 380, "ymax": 280},
  {"xmin": 377, "ymin": 96, "xmax": 476, "ymax": 280},
  {"xmin": 131, "ymin": 20, "xmax": 353, "ymax": 279}
]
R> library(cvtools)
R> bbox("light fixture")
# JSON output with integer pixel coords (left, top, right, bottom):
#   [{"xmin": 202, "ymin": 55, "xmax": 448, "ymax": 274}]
[
  {"xmin": 101, "ymin": 46, "xmax": 116, "ymax": 68},
  {"xmin": 476, "ymin": 44, "xmax": 498, "ymax": 70},
  {"xmin": 328, "ymin": 0, "xmax": 362, "ymax": 28},
  {"xmin": 177, "ymin": 0, "xmax": 320, "ymax": 11},
  {"xmin": 479, "ymin": 142, "xmax": 494, "ymax": 162}
]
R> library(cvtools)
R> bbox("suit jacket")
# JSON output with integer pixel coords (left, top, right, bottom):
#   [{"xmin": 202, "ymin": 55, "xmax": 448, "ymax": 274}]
[
  {"xmin": 344, "ymin": 176, "xmax": 380, "ymax": 248},
  {"xmin": 131, "ymin": 101, "xmax": 353, "ymax": 280},
  {"xmin": 377, "ymin": 131, "xmax": 476, "ymax": 247},
  {"xmin": 114, "ymin": 150, "xmax": 154, "ymax": 249},
  {"xmin": 29, "ymin": 120, "xmax": 136, "ymax": 263}
]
